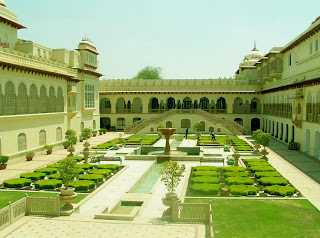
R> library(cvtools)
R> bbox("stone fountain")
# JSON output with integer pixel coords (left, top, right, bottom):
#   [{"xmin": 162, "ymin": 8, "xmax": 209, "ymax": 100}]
[{"xmin": 159, "ymin": 128, "xmax": 176, "ymax": 154}]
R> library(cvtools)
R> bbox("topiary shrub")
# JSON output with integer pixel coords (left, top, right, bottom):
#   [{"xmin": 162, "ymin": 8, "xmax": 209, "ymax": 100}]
[
  {"xmin": 47, "ymin": 163, "xmax": 61, "ymax": 168},
  {"xmin": 69, "ymin": 180, "xmax": 96, "ymax": 191},
  {"xmin": 3, "ymin": 178, "xmax": 32, "ymax": 188},
  {"xmin": 35, "ymin": 179, "xmax": 63, "ymax": 189},
  {"xmin": 258, "ymin": 177, "xmax": 289, "ymax": 186},
  {"xmin": 88, "ymin": 169, "xmax": 112, "ymax": 177},
  {"xmin": 79, "ymin": 174, "xmax": 104, "ymax": 183},
  {"xmin": 264, "ymin": 185, "xmax": 298, "ymax": 196},
  {"xmin": 225, "ymin": 177, "xmax": 255, "ymax": 185},
  {"xmin": 191, "ymin": 176, "xmax": 221, "ymax": 184},
  {"xmin": 97, "ymin": 164, "xmax": 120, "ymax": 171},
  {"xmin": 192, "ymin": 171, "xmax": 220, "ymax": 177},
  {"xmin": 228, "ymin": 185, "xmax": 260, "ymax": 196},
  {"xmin": 222, "ymin": 167, "xmax": 246, "ymax": 173},
  {"xmin": 190, "ymin": 183, "xmax": 221, "ymax": 196},
  {"xmin": 193, "ymin": 166, "xmax": 219, "ymax": 172},
  {"xmin": 34, "ymin": 168, "xmax": 58, "ymax": 175},
  {"xmin": 254, "ymin": 172, "xmax": 282, "ymax": 179},
  {"xmin": 20, "ymin": 172, "xmax": 46, "ymax": 180},
  {"xmin": 248, "ymin": 166, "xmax": 276, "ymax": 173},
  {"xmin": 77, "ymin": 164, "xmax": 94, "ymax": 170},
  {"xmin": 223, "ymin": 172, "xmax": 249, "ymax": 178},
  {"xmin": 48, "ymin": 173, "xmax": 62, "ymax": 180}
]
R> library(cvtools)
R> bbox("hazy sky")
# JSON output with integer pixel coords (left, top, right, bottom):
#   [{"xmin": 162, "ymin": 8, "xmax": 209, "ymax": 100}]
[{"xmin": 7, "ymin": 0, "xmax": 320, "ymax": 79}]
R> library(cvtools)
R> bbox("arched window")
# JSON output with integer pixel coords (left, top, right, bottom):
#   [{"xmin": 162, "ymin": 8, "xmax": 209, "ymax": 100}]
[
  {"xmin": 28, "ymin": 84, "xmax": 38, "ymax": 114},
  {"xmin": 56, "ymin": 127, "xmax": 62, "ymax": 142},
  {"xmin": 150, "ymin": 127, "xmax": 154, "ymax": 133},
  {"xmin": 216, "ymin": 97, "xmax": 226, "ymax": 111},
  {"xmin": 133, "ymin": 97, "xmax": 143, "ymax": 113},
  {"xmin": 3, "ymin": 81, "xmax": 15, "ymax": 115},
  {"xmin": 117, "ymin": 118, "xmax": 125, "ymax": 126},
  {"xmin": 93, "ymin": 120, "xmax": 96, "ymax": 130},
  {"xmin": 167, "ymin": 97, "xmax": 175, "ymax": 110},
  {"xmin": 200, "ymin": 97, "xmax": 209, "ymax": 110},
  {"xmin": 17, "ymin": 83, "xmax": 28, "ymax": 115},
  {"xmin": 39, "ymin": 86, "xmax": 48, "ymax": 113},
  {"xmin": 56, "ymin": 87, "xmax": 64, "ymax": 112},
  {"xmin": 181, "ymin": 119, "xmax": 191, "ymax": 128},
  {"xmin": 209, "ymin": 127, "xmax": 214, "ymax": 132},
  {"xmin": 48, "ymin": 86, "xmax": 56, "ymax": 113},
  {"xmin": 18, "ymin": 133, "xmax": 27, "ymax": 152},
  {"xmin": 149, "ymin": 98, "xmax": 159, "ymax": 111},
  {"xmin": 182, "ymin": 97, "xmax": 192, "ymax": 109},
  {"xmin": 39, "ymin": 129, "xmax": 46, "ymax": 146},
  {"xmin": 116, "ymin": 97, "xmax": 126, "ymax": 113},
  {"xmin": 166, "ymin": 121, "xmax": 173, "ymax": 128}
]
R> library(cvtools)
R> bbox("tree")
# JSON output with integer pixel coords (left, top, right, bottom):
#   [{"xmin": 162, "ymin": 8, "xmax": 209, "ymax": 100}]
[
  {"xmin": 65, "ymin": 129, "xmax": 77, "ymax": 147},
  {"xmin": 58, "ymin": 157, "xmax": 79, "ymax": 189},
  {"xmin": 160, "ymin": 161, "xmax": 186, "ymax": 194},
  {"xmin": 133, "ymin": 66, "xmax": 162, "ymax": 80},
  {"xmin": 252, "ymin": 129, "xmax": 263, "ymax": 141},
  {"xmin": 256, "ymin": 132, "xmax": 271, "ymax": 149},
  {"xmin": 193, "ymin": 123, "xmax": 202, "ymax": 132}
]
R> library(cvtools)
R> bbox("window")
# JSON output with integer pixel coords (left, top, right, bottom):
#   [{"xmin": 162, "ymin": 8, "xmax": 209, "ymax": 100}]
[
  {"xmin": 316, "ymin": 40, "xmax": 319, "ymax": 52},
  {"xmin": 288, "ymin": 53, "xmax": 292, "ymax": 66},
  {"xmin": 18, "ymin": 133, "xmax": 27, "ymax": 152},
  {"xmin": 117, "ymin": 118, "xmax": 125, "ymax": 126},
  {"xmin": 56, "ymin": 127, "xmax": 62, "ymax": 142},
  {"xmin": 39, "ymin": 130, "xmax": 46, "ymax": 146},
  {"xmin": 310, "ymin": 43, "xmax": 313, "ymax": 55},
  {"xmin": 85, "ymin": 85, "xmax": 95, "ymax": 108}
]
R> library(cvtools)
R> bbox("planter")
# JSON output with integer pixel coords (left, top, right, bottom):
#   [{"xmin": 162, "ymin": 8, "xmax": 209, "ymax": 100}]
[
  {"xmin": 60, "ymin": 187, "xmax": 75, "ymax": 196},
  {"xmin": 26, "ymin": 157, "xmax": 33, "ymax": 161},
  {"xmin": 254, "ymin": 144, "xmax": 261, "ymax": 154},
  {"xmin": 93, "ymin": 134, "xmax": 97, "ymax": 137},
  {"xmin": 79, "ymin": 139, "xmax": 84, "ymax": 142},
  {"xmin": 261, "ymin": 149, "xmax": 269, "ymax": 161},
  {"xmin": 225, "ymin": 138, "xmax": 231, "ymax": 145},
  {"xmin": 67, "ymin": 145, "xmax": 75, "ymax": 157},
  {"xmin": 196, "ymin": 132, "xmax": 201, "ymax": 140},
  {"xmin": 64, "ymin": 145, "xmax": 69, "ymax": 149},
  {"xmin": 46, "ymin": 150, "xmax": 53, "ymax": 155},
  {"xmin": 232, "ymin": 153, "xmax": 240, "ymax": 166},
  {"xmin": 103, "ymin": 132, "xmax": 106, "ymax": 134},
  {"xmin": 0, "ymin": 164, "xmax": 7, "ymax": 170},
  {"xmin": 99, "ymin": 132, "xmax": 102, "ymax": 135},
  {"xmin": 162, "ymin": 193, "xmax": 180, "ymax": 221}
]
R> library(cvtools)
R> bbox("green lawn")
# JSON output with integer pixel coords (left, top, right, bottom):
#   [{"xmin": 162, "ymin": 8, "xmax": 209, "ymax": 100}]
[
  {"xmin": 185, "ymin": 198, "xmax": 320, "ymax": 238},
  {"xmin": 0, "ymin": 191, "xmax": 87, "ymax": 209}
]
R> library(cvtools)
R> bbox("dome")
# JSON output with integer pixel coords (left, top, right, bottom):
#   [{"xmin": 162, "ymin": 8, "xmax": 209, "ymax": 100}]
[
  {"xmin": 0, "ymin": 0, "xmax": 6, "ymax": 7},
  {"xmin": 245, "ymin": 42, "xmax": 263, "ymax": 61}
]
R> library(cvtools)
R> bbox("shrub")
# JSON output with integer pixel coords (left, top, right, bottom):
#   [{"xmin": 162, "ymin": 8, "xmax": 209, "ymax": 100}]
[
  {"xmin": 249, "ymin": 166, "xmax": 276, "ymax": 173},
  {"xmin": 0, "ymin": 155, "xmax": 9, "ymax": 164},
  {"xmin": 228, "ymin": 185, "xmax": 260, "ymax": 196},
  {"xmin": 222, "ymin": 167, "xmax": 246, "ymax": 172},
  {"xmin": 3, "ymin": 178, "xmax": 31, "ymax": 188},
  {"xmin": 26, "ymin": 152, "xmax": 35, "ymax": 158},
  {"xmin": 75, "ymin": 168, "xmax": 85, "ymax": 175},
  {"xmin": 191, "ymin": 176, "xmax": 221, "ymax": 184},
  {"xmin": 246, "ymin": 161, "xmax": 270, "ymax": 167},
  {"xmin": 88, "ymin": 169, "xmax": 112, "ymax": 177},
  {"xmin": 34, "ymin": 168, "xmax": 58, "ymax": 175},
  {"xmin": 190, "ymin": 183, "xmax": 221, "ymax": 195},
  {"xmin": 258, "ymin": 177, "xmax": 289, "ymax": 186},
  {"xmin": 35, "ymin": 179, "xmax": 63, "ymax": 189},
  {"xmin": 58, "ymin": 157, "xmax": 79, "ymax": 189},
  {"xmin": 69, "ymin": 180, "xmax": 96, "ymax": 191},
  {"xmin": 254, "ymin": 172, "xmax": 282, "ymax": 179},
  {"xmin": 264, "ymin": 185, "xmax": 298, "ymax": 196},
  {"xmin": 194, "ymin": 166, "xmax": 219, "ymax": 172},
  {"xmin": 69, "ymin": 156, "xmax": 84, "ymax": 162},
  {"xmin": 44, "ymin": 144, "xmax": 54, "ymax": 151},
  {"xmin": 77, "ymin": 164, "xmax": 94, "ymax": 170},
  {"xmin": 20, "ymin": 172, "xmax": 46, "ymax": 180},
  {"xmin": 243, "ymin": 159, "xmax": 267, "ymax": 164},
  {"xmin": 79, "ymin": 174, "xmax": 104, "ymax": 183},
  {"xmin": 223, "ymin": 172, "xmax": 249, "ymax": 178},
  {"xmin": 192, "ymin": 171, "xmax": 220, "ymax": 177},
  {"xmin": 47, "ymin": 163, "xmax": 61, "ymax": 168},
  {"xmin": 48, "ymin": 173, "xmax": 62, "ymax": 180},
  {"xmin": 97, "ymin": 164, "xmax": 120, "ymax": 171},
  {"xmin": 225, "ymin": 177, "xmax": 255, "ymax": 185}
]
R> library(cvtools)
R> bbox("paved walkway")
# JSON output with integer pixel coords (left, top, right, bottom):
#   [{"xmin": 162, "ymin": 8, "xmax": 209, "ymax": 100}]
[{"xmin": 240, "ymin": 136, "xmax": 320, "ymax": 211}]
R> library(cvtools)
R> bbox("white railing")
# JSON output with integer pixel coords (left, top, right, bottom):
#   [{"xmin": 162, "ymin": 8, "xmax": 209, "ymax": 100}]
[{"xmin": 0, "ymin": 197, "xmax": 26, "ymax": 231}]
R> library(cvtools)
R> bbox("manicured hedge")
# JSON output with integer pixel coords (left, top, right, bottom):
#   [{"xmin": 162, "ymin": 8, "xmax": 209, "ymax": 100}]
[
  {"xmin": 258, "ymin": 177, "xmax": 289, "ymax": 186},
  {"xmin": 79, "ymin": 174, "xmax": 104, "ymax": 183},
  {"xmin": 88, "ymin": 169, "xmax": 112, "ymax": 177},
  {"xmin": 97, "ymin": 164, "xmax": 120, "ymax": 171},
  {"xmin": 48, "ymin": 173, "xmax": 62, "ymax": 180},
  {"xmin": 192, "ymin": 171, "xmax": 220, "ymax": 177},
  {"xmin": 248, "ymin": 166, "xmax": 276, "ymax": 173},
  {"xmin": 243, "ymin": 159, "xmax": 268, "ymax": 164},
  {"xmin": 20, "ymin": 172, "xmax": 46, "ymax": 180},
  {"xmin": 69, "ymin": 180, "xmax": 96, "ymax": 191},
  {"xmin": 222, "ymin": 167, "xmax": 246, "ymax": 172},
  {"xmin": 191, "ymin": 176, "xmax": 221, "ymax": 184},
  {"xmin": 34, "ymin": 168, "xmax": 58, "ymax": 175},
  {"xmin": 264, "ymin": 185, "xmax": 298, "ymax": 196},
  {"xmin": 223, "ymin": 172, "xmax": 249, "ymax": 178},
  {"xmin": 225, "ymin": 177, "xmax": 255, "ymax": 185},
  {"xmin": 228, "ymin": 185, "xmax": 260, "ymax": 196},
  {"xmin": 69, "ymin": 156, "xmax": 84, "ymax": 162},
  {"xmin": 75, "ymin": 168, "xmax": 85, "ymax": 175},
  {"xmin": 190, "ymin": 183, "xmax": 221, "ymax": 195},
  {"xmin": 3, "ymin": 178, "xmax": 32, "ymax": 188},
  {"xmin": 246, "ymin": 162, "xmax": 270, "ymax": 167},
  {"xmin": 254, "ymin": 172, "xmax": 282, "ymax": 179},
  {"xmin": 77, "ymin": 164, "xmax": 94, "ymax": 170},
  {"xmin": 193, "ymin": 166, "xmax": 219, "ymax": 172},
  {"xmin": 47, "ymin": 163, "xmax": 61, "ymax": 168},
  {"xmin": 34, "ymin": 179, "xmax": 62, "ymax": 189}
]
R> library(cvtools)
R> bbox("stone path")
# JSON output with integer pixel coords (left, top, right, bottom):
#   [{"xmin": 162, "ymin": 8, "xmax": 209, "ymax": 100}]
[{"xmin": 179, "ymin": 139, "xmax": 197, "ymax": 147}]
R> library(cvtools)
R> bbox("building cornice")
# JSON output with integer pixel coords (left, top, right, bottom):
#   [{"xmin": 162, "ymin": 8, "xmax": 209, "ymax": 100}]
[
  {"xmin": 0, "ymin": 15, "xmax": 26, "ymax": 29},
  {"xmin": 78, "ymin": 68, "xmax": 103, "ymax": 78}
]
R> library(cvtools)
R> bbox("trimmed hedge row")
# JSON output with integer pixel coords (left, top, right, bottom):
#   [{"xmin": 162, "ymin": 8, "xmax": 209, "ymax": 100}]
[
  {"xmin": 223, "ymin": 172, "xmax": 249, "ymax": 178},
  {"xmin": 48, "ymin": 173, "xmax": 62, "ymax": 180},
  {"xmin": 191, "ymin": 176, "xmax": 221, "ymax": 184},
  {"xmin": 20, "ymin": 172, "xmax": 46, "ymax": 180},
  {"xmin": 3, "ymin": 178, "xmax": 32, "ymax": 188},
  {"xmin": 228, "ymin": 185, "xmax": 259, "ymax": 196},
  {"xmin": 193, "ymin": 166, "xmax": 218, "ymax": 172},
  {"xmin": 97, "ymin": 164, "xmax": 120, "ymax": 171},
  {"xmin": 258, "ymin": 177, "xmax": 289, "ymax": 186},
  {"xmin": 78, "ymin": 164, "xmax": 94, "ymax": 170},
  {"xmin": 254, "ymin": 172, "xmax": 282, "ymax": 179},
  {"xmin": 222, "ymin": 167, "xmax": 246, "ymax": 172},
  {"xmin": 69, "ymin": 180, "xmax": 96, "ymax": 191},
  {"xmin": 248, "ymin": 166, "xmax": 276, "ymax": 173},
  {"xmin": 225, "ymin": 177, "xmax": 255, "ymax": 185},
  {"xmin": 190, "ymin": 183, "xmax": 221, "ymax": 195},
  {"xmin": 79, "ymin": 174, "xmax": 104, "ymax": 183},
  {"xmin": 34, "ymin": 179, "xmax": 62, "ymax": 189},
  {"xmin": 192, "ymin": 171, "xmax": 220, "ymax": 177},
  {"xmin": 88, "ymin": 169, "xmax": 112, "ymax": 177},
  {"xmin": 34, "ymin": 168, "xmax": 58, "ymax": 175},
  {"xmin": 264, "ymin": 185, "xmax": 298, "ymax": 196}
]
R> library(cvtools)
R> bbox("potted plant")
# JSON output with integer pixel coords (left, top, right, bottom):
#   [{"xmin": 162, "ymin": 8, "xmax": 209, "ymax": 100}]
[
  {"xmin": 63, "ymin": 141, "xmax": 71, "ymax": 149},
  {"xmin": 99, "ymin": 129, "xmax": 103, "ymax": 135},
  {"xmin": 256, "ymin": 132, "xmax": 271, "ymax": 160},
  {"xmin": 65, "ymin": 129, "xmax": 77, "ymax": 157},
  {"xmin": 79, "ymin": 136, "xmax": 84, "ymax": 142},
  {"xmin": 193, "ymin": 122, "xmax": 202, "ymax": 140},
  {"xmin": 0, "ymin": 155, "xmax": 9, "ymax": 170},
  {"xmin": 92, "ymin": 130, "xmax": 97, "ymax": 137},
  {"xmin": 26, "ymin": 152, "xmax": 34, "ymax": 161},
  {"xmin": 225, "ymin": 136, "xmax": 231, "ymax": 145},
  {"xmin": 232, "ymin": 147, "xmax": 240, "ymax": 166},
  {"xmin": 160, "ymin": 161, "xmax": 186, "ymax": 220},
  {"xmin": 81, "ymin": 128, "xmax": 92, "ymax": 164},
  {"xmin": 253, "ymin": 129, "xmax": 263, "ymax": 153},
  {"xmin": 102, "ymin": 128, "xmax": 107, "ymax": 134},
  {"xmin": 44, "ymin": 144, "xmax": 54, "ymax": 155},
  {"xmin": 58, "ymin": 157, "xmax": 79, "ymax": 210}
]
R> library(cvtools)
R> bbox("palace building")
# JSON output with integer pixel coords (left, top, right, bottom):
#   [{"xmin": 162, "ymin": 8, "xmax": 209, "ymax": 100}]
[
  {"xmin": 99, "ymin": 16, "xmax": 320, "ymax": 159},
  {"xmin": 0, "ymin": 1, "xmax": 101, "ymax": 157}
]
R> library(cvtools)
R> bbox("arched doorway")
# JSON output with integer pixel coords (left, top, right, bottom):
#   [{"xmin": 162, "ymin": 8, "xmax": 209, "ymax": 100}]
[
  {"xmin": 100, "ymin": 117, "xmax": 111, "ymax": 130},
  {"xmin": 305, "ymin": 129, "xmax": 310, "ymax": 154},
  {"xmin": 133, "ymin": 117, "xmax": 141, "ymax": 124},
  {"xmin": 182, "ymin": 97, "xmax": 192, "ymax": 109},
  {"xmin": 251, "ymin": 118, "xmax": 260, "ymax": 131},
  {"xmin": 167, "ymin": 97, "xmax": 175, "ymax": 110},
  {"xmin": 200, "ymin": 121, "xmax": 205, "ymax": 131},
  {"xmin": 149, "ymin": 98, "xmax": 159, "ymax": 113},
  {"xmin": 133, "ymin": 97, "xmax": 143, "ymax": 113},
  {"xmin": 116, "ymin": 97, "xmax": 126, "ymax": 113}
]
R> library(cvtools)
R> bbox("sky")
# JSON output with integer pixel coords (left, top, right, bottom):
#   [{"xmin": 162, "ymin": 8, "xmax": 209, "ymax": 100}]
[{"xmin": 6, "ymin": 0, "xmax": 320, "ymax": 79}]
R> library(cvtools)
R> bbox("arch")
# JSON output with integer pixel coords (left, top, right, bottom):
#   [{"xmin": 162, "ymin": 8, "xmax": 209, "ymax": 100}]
[
  {"xmin": 93, "ymin": 120, "xmax": 96, "ymax": 130},
  {"xmin": 17, "ymin": 83, "xmax": 27, "ymax": 114},
  {"xmin": 315, "ymin": 131, "xmax": 320, "ymax": 159},
  {"xmin": 149, "ymin": 97, "xmax": 159, "ymax": 112},
  {"xmin": 28, "ymin": 84, "xmax": 38, "ymax": 114},
  {"xmin": 18, "ymin": 133, "xmax": 27, "ymax": 152},
  {"xmin": 100, "ymin": 98, "xmax": 111, "ymax": 109},
  {"xmin": 39, "ymin": 85, "xmax": 48, "ymax": 113},
  {"xmin": 217, "ymin": 128, "xmax": 221, "ymax": 132},
  {"xmin": 133, "ymin": 117, "xmax": 141, "ymax": 123},
  {"xmin": 209, "ymin": 126, "xmax": 214, "ymax": 132},
  {"xmin": 200, "ymin": 121, "xmax": 205, "ymax": 131},
  {"xmin": 181, "ymin": 119, "xmax": 191, "ymax": 128},
  {"xmin": 150, "ymin": 127, "xmax": 155, "ymax": 133},
  {"xmin": 167, "ymin": 97, "xmax": 175, "ymax": 110},
  {"xmin": 199, "ymin": 97, "xmax": 209, "ymax": 110},
  {"xmin": 234, "ymin": 118, "xmax": 243, "ymax": 126},
  {"xmin": 251, "ymin": 118, "xmax": 260, "ymax": 131},
  {"xmin": 250, "ymin": 97, "xmax": 261, "ymax": 113},
  {"xmin": 127, "ymin": 100, "xmax": 131, "ymax": 110},
  {"xmin": 48, "ymin": 86, "xmax": 56, "ymax": 113},
  {"xmin": 177, "ymin": 100, "xmax": 181, "ymax": 109},
  {"xmin": 56, "ymin": 127, "xmax": 62, "ymax": 142},
  {"xmin": 56, "ymin": 87, "xmax": 64, "ymax": 112},
  {"xmin": 3, "ymin": 81, "xmax": 15, "ymax": 115},
  {"xmin": 233, "ymin": 97, "xmax": 244, "ymax": 113},
  {"xmin": 39, "ymin": 129, "xmax": 46, "ymax": 146},
  {"xmin": 216, "ymin": 97, "xmax": 226, "ymax": 111},
  {"xmin": 100, "ymin": 117, "xmax": 111, "ymax": 130},
  {"xmin": 193, "ymin": 100, "xmax": 198, "ymax": 109},
  {"xmin": 80, "ymin": 122, "xmax": 84, "ymax": 132},
  {"xmin": 305, "ymin": 129, "xmax": 310, "ymax": 154},
  {"xmin": 133, "ymin": 97, "xmax": 143, "ymax": 113},
  {"xmin": 166, "ymin": 121, "xmax": 173, "ymax": 128},
  {"xmin": 182, "ymin": 97, "xmax": 192, "ymax": 109},
  {"xmin": 117, "ymin": 117, "xmax": 126, "ymax": 126},
  {"xmin": 116, "ymin": 97, "xmax": 126, "ymax": 112}
]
